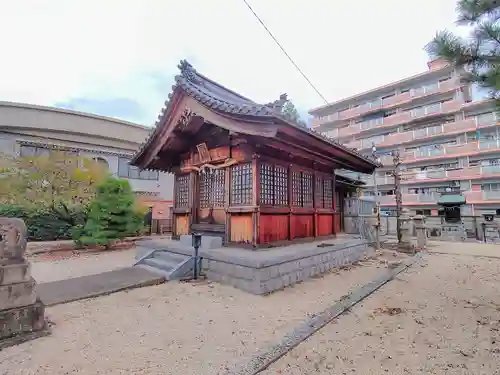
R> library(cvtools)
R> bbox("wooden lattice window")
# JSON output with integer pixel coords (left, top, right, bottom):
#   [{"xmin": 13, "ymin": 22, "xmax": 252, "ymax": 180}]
[
  {"xmin": 259, "ymin": 163, "xmax": 274, "ymax": 205},
  {"xmin": 275, "ymin": 165, "xmax": 288, "ymax": 206},
  {"xmin": 292, "ymin": 170, "xmax": 313, "ymax": 207},
  {"xmin": 315, "ymin": 176, "xmax": 324, "ymax": 208},
  {"xmin": 292, "ymin": 171, "xmax": 302, "ymax": 206},
  {"xmin": 323, "ymin": 178, "xmax": 333, "ymax": 208},
  {"xmin": 231, "ymin": 163, "xmax": 253, "ymax": 205},
  {"xmin": 302, "ymin": 172, "xmax": 313, "ymax": 207},
  {"xmin": 199, "ymin": 169, "xmax": 225, "ymax": 208},
  {"xmin": 175, "ymin": 174, "xmax": 189, "ymax": 207},
  {"xmin": 259, "ymin": 163, "xmax": 289, "ymax": 206}
]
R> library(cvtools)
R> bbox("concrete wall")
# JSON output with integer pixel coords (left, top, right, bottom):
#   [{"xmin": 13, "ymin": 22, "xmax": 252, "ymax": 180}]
[{"xmin": 201, "ymin": 241, "xmax": 374, "ymax": 294}]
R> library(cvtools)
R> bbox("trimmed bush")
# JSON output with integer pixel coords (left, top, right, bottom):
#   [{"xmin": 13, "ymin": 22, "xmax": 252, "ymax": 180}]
[
  {"xmin": 0, "ymin": 204, "xmax": 88, "ymax": 241},
  {"xmin": 79, "ymin": 177, "xmax": 144, "ymax": 247}
]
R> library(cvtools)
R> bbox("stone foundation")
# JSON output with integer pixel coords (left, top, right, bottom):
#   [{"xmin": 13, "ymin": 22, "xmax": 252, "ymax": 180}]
[{"xmin": 202, "ymin": 240, "xmax": 374, "ymax": 294}]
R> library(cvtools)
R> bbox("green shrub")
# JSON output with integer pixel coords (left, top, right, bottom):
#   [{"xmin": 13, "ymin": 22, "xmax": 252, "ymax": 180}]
[
  {"xmin": 79, "ymin": 177, "xmax": 144, "ymax": 247},
  {"xmin": 0, "ymin": 204, "xmax": 88, "ymax": 241}
]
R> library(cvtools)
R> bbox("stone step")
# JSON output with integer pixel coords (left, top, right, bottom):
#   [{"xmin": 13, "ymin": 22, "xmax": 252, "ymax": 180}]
[
  {"xmin": 154, "ymin": 251, "xmax": 190, "ymax": 264},
  {"xmin": 180, "ymin": 234, "xmax": 223, "ymax": 249},
  {"xmin": 143, "ymin": 258, "xmax": 179, "ymax": 272},
  {"xmin": 135, "ymin": 264, "xmax": 171, "ymax": 279}
]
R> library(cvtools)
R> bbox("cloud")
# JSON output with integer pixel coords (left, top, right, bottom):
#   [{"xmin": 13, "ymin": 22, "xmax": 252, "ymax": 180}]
[
  {"xmin": 55, "ymin": 97, "xmax": 146, "ymax": 122},
  {"xmin": 0, "ymin": 0, "xmax": 461, "ymax": 125}
]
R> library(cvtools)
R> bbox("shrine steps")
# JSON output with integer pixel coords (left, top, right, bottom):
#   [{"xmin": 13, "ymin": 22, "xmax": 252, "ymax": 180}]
[{"xmin": 134, "ymin": 235, "xmax": 223, "ymax": 280}]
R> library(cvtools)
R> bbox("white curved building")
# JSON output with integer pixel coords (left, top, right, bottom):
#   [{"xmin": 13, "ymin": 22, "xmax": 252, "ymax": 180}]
[{"xmin": 0, "ymin": 101, "xmax": 174, "ymax": 220}]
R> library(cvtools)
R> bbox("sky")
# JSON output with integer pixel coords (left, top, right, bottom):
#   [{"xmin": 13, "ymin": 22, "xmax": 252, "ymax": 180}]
[{"xmin": 0, "ymin": 0, "xmax": 463, "ymax": 126}]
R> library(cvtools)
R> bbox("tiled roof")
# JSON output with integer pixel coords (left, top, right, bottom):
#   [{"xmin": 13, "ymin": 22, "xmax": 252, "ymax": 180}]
[{"xmin": 132, "ymin": 60, "xmax": 380, "ymax": 168}]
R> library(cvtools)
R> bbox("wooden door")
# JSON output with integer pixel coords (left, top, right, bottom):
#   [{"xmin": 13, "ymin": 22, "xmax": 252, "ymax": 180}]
[{"xmin": 197, "ymin": 169, "xmax": 226, "ymax": 225}]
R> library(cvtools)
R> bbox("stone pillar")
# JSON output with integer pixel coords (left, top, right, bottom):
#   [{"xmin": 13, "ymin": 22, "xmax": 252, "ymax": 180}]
[
  {"xmin": 398, "ymin": 208, "xmax": 415, "ymax": 254},
  {"xmin": 413, "ymin": 214, "xmax": 427, "ymax": 250},
  {"xmin": 0, "ymin": 218, "xmax": 47, "ymax": 346}
]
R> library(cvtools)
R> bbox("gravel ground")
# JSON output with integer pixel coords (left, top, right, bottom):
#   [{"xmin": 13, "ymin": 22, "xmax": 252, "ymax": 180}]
[
  {"xmin": 263, "ymin": 252, "xmax": 500, "ymax": 375},
  {"xmin": 29, "ymin": 249, "xmax": 136, "ymax": 283},
  {"xmin": 0, "ymin": 255, "xmax": 388, "ymax": 375}
]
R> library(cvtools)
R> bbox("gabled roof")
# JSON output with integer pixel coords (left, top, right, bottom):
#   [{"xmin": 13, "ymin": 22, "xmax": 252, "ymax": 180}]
[{"xmin": 132, "ymin": 60, "xmax": 380, "ymax": 169}]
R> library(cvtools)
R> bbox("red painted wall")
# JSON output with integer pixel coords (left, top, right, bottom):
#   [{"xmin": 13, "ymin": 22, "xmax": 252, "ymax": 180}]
[
  {"xmin": 317, "ymin": 215, "xmax": 333, "ymax": 236},
  {"xmin": 259, "ymin": 214, "xmax": 289, "ymax": 244}
]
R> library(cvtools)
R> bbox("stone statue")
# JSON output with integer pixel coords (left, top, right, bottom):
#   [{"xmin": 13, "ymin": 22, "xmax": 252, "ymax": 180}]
[
  {"xmin": 0, "ymin": 217, "xmax": 28, "ymax": 263},
  {"xmin": 0, "ymin": 217, "xmax": 47, "ymax": 348}
]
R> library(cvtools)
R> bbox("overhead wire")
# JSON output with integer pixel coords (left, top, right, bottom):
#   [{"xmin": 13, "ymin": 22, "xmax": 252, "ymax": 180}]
[{"xmin": 240, "ymin": 0, "xmax": 329, "ymax": 105}]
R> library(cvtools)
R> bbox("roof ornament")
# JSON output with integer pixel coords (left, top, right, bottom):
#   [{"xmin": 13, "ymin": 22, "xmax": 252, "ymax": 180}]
[
  {"xmin": 178, "ymin": 60, "xmax": 199, "ymax": 83},
  {"xmin": 265, "ymin": 93, "xmax": 288, "ymax": 112}
]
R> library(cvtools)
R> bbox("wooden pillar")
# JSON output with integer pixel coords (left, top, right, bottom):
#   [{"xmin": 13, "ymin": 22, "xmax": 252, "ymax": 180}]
[
  {"xmin": 313, "ymin": 171, "xmax": 318, "ymax": 238},
  {"xmin": 188, "ymin": 171, "xmax": 197, "ymax": 232},
  {"xmin": 252, "ymin": 155, "xmax": 259, "ymax": 247},
  {"xmin": 288, "ymin": 163, "xmax": 293, "ymax": 241},
  {"xmin": 224, "ymin": 165, "xmax": 231, "ymax": 244},
  {"xmin": 172, "ymin": 174, "xmax": 178, "ymax": 238},
  {"xmin": 332, "ymin": 169, "xmax": 337, "ymax": 236}
]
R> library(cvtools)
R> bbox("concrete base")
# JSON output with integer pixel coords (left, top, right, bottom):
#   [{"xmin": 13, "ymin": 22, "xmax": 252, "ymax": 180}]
[
  {"xmin": 0, "ymin": 299, "xmax": 46, "ymax": 341},
  {"xmin": 201, "ymin": 239, "xmax": 374, "ymax": 295},
  {"xmin": 135, "ymin": 236, "xmax": 375, "ymax": 295}
]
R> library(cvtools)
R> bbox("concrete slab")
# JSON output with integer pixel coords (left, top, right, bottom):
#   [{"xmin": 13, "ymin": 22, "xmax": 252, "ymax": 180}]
[{"xmin": 37, "ymin": 267, "xmax": 165, "ymax": 307}]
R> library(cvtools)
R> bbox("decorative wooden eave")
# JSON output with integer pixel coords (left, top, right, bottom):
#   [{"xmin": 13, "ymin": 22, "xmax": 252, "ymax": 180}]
[{"xmin": 131, "ymin": 59, "xmax": 380, "ymax": 174}]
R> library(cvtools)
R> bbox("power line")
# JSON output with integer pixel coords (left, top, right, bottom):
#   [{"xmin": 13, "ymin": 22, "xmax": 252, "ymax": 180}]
[{"xmin": 241, "ymin": 0, "xmax": 329, "ymax": 104}]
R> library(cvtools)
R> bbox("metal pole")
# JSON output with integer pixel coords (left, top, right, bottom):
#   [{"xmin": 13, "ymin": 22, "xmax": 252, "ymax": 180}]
[{"xmin": 371, "ymin": 144, "xmax": 380, "ymax": 249}]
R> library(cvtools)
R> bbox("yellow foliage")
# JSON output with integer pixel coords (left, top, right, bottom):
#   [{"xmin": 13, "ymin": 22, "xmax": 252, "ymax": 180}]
[{"xmin": 0, "ymin": 151, "xmax": 109, "ymax": 207}]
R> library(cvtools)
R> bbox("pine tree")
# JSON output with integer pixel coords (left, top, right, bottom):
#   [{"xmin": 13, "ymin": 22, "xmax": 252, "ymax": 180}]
[
  {"xmin": 425, "ymin": 1, "xmax": 500, "ymax": 104},
  {"xmin": 79, "ymin": 177, "xmax": 143, "ymax": 247}
]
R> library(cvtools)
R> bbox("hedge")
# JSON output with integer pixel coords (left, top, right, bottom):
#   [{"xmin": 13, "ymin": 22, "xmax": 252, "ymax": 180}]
[{"xmin": 0, "ymin": 204, "xmax": 88, "ymax": 242}]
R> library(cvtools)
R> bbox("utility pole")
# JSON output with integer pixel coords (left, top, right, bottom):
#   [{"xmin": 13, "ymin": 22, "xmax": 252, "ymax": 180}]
[
  {"xmin": 391, "ymin": 150, "xmax": 403, "ymax": 243},
  {"xmin": 371, "ymin": 144, "xmax": 381, "ymax": 249}
]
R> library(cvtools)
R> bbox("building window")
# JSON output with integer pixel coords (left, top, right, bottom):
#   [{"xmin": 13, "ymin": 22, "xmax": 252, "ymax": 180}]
[
  {"xmin": 175, "ymin": 174, "xmax": 189, "ymax": 207},
  {"xmin": 231, "ymin": 163, "xmax": 253, "ymax": 205},
  {"xmin": 259, "ymin": 163, "xmax": 288, "ymax": 206},
  {"xmin": 93, "ymin": 157, "xmax": 109, "ymax": 170},
  {"xmin": 118, "ymin": 157, "xmax": 158, "ymax": 180}
]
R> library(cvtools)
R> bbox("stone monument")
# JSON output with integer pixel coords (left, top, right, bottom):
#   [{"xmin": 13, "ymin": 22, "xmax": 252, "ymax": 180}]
[
  {"xmin": 413, "ymin": 214, "xmax": 427, "ymax": 250},
  {"xmin": 0, "ymin": 218, "xmax": 47, "ymax": 348},
  {"xmin": 398, "ymin": 208, "xmax": 416, "ymax": 254}
]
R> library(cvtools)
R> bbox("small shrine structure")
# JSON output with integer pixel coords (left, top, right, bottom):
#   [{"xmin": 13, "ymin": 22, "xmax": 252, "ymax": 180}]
[{"xmin": 131, "ymin": 61, "xmax": 378, "ymax": 248}]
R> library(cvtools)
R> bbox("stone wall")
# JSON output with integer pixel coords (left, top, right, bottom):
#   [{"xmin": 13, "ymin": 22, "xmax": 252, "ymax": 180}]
[{"xmin": 202, "ymin": 241, "xmax": 374, "ymax": 295}]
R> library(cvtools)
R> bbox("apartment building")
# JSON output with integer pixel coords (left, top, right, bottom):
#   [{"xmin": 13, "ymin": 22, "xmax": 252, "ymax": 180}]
[{"xmin": 309, "ymin": 58, "xmax": 500, "ymax": 216}]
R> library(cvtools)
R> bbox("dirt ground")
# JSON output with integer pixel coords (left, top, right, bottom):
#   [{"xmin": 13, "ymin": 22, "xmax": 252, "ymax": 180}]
[
  {"xmin": 0, "ymin": 254, "xmax": 388, "ymax": 375},
  {"xmin": 264, "ymin": 252, "xmax": 500, "ymax": 374}
]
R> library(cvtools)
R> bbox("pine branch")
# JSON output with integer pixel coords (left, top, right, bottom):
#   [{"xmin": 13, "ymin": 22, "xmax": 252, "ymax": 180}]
[
  {"xmin": 425, "ymin": 30, "xmax": 474, "ymax": 65},
  {"xmin": 456, "ymin": 0, "xmax": 500, "ymax": 25}
]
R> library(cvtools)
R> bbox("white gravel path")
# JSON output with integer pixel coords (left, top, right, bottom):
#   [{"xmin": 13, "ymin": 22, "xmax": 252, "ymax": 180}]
[
  {"xmin": 29, "ymin": 249, "xmax": 136, "ymax": 283},
  {"xmin": 0, "ymin": 256, "xmax": 387, "ymax": 375},
  {"xmin": 263, "ymin": 252, "xmax": 500, "ymax": 374}
]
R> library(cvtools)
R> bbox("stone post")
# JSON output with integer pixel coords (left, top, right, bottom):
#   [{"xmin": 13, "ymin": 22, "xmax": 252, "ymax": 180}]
[
  {"xmin": 413, "ymin": 214, "xmax": 427, "ymax": 250},
  {"xmin": 0, "ymin": 218, "xmax": 47, "ymax": 347},
  {"xmin": 398, "ymin": 208, "xmax": 415, "ymax": 254}
]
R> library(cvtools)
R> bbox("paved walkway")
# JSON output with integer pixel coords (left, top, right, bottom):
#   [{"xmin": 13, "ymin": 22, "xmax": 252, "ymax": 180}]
[{"xmin": 37, "ymin": 267, "xmax": 165, "ymax": 306}]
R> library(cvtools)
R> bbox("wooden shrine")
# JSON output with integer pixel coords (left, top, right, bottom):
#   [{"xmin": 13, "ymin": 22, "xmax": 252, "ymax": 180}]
[{"xmin": 131, "ymin": 60, "xmax": 377, "ymax": 247}]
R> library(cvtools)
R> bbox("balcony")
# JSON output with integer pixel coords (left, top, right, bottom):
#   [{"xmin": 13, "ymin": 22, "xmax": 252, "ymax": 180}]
[
  {"xmin": 402, "ymin": 165, "xmax": 500, "ymax": 184},
  {"xmin": 312, "ymin": 80, "xmax": 462, "ymax": 128},
  {"xmin": 464, "ymin": 189, "xmax": 500, "ymax": 202},
  {"xmin": 403, "ymin": 141, "xmax": 481, "ymax": 163},
  {"xmin": 402, "ymin": 193, "xmax": 439, "ymax": 204}
]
